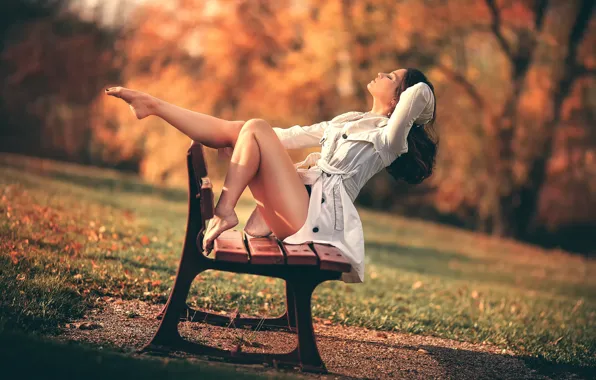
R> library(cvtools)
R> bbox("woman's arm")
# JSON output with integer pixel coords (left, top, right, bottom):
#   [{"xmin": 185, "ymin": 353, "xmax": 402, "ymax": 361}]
[
  {"xmin": 383, "ymin": 82, "xmax": 435, "ymax": 157},
  {"xmin": 272, "ymin": 120, "xmax": 329, "ymax": 150}
]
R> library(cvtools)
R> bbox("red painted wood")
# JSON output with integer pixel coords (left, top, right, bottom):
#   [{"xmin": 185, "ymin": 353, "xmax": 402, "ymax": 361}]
[
  {"xmin": 213, "ymin": 229, "xmax": 249, "ymax": 263},
  {"xmin": 312, "ymin": 244, "xmax": 351, "ymax": 273},
  {"xmin": 281, "ymin": 243, "xmax": 318, "ymax": 266},
  {"xmin": 199, "ymin": 177, "xmax": 214, "ymax": 220},
  {"xmin": 190, "ymin": 143, "xmax": 208, "ymax": 177},
  {"xmin": 247, "ymin": 235, "xmax": 285, "ymax": 264}
]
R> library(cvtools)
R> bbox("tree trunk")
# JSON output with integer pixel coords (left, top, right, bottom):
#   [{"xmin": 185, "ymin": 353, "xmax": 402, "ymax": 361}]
[{"xmin": 506, "ymin": 0, "xmax": 594, "ymax": 239}]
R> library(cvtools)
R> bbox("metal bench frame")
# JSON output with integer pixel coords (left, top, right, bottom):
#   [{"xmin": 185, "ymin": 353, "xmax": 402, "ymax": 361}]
[{"xmin": 142, "ymin": 142, "xmax": 351, "ymax": 373}]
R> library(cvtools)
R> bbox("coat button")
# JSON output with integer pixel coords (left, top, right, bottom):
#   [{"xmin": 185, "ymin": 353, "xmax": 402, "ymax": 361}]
[
  {"xmin": 321, "ymin": 197, "xmax": 325, "ymax": 204},
  {"xmin": 342, "ymin": 133, "xmax": 348, "ymax": 139},
  {"xmin": 312, "ymin": 227, "xmax": 319, "ymax": 233}
]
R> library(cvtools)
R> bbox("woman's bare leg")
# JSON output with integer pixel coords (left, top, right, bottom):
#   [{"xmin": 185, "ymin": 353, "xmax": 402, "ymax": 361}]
[
  {"xmin": 105, "ymin": 87, "xmax": 306, "ymax": 246},
  {"xmin": 203, "ymin": 119, "xmax": 309, "ymax": 251},
  {"xmin": 105, "ymin": 86, "xmax": 243, "ymax": 148}
]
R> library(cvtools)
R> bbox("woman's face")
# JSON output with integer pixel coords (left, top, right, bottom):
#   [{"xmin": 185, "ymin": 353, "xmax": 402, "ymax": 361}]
[{"xmin": 367, "ymin": 68, "xmax": 406, "ymax": 105}]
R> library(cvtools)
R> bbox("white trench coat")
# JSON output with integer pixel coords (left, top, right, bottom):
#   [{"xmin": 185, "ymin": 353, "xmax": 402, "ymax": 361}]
[{"xmin": 223, "ymin": 83, "xmax": 435, "ymax": 283}]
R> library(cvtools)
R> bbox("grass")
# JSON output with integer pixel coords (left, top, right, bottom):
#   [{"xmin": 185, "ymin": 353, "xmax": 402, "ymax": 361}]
[{"xmin": 0, "ymin": 153, "xmax": 595, "ymax": 369}]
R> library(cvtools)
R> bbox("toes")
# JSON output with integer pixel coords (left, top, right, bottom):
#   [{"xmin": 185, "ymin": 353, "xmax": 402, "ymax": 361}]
[
  {"xmin": 105, "ymin": 86, "xmax": 122, "ymax": 97},
  {"xmin": 203, "ymin": 236, "xmax": 214, "ymax": 253},
  {"xmin": 202, "ymin": 234, "xmax": 210, "ymax": 251}
]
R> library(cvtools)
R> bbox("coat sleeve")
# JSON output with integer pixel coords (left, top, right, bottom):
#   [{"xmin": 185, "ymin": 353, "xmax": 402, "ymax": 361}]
[
  {"xmin": 272, "ymin": 120, "xmax": 329, "ymax": 150},
  {"xmin": 382, "ymin": 82, "xmax": 435, "ymax": 159}
]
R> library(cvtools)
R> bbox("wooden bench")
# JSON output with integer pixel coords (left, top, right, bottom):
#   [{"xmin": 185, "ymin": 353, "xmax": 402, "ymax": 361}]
[{"xmin": 143, "ymin": 142, "xmax": 352, "ymax": 373}]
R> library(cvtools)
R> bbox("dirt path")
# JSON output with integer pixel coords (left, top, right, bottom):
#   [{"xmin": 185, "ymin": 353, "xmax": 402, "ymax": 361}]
[{"xmin": 55, "ymin": 298, "xmax": 580, "ymax": 379}]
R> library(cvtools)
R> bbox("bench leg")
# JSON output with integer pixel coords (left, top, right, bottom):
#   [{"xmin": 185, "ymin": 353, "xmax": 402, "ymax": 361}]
[
  {"xmin": 285, "ymin": 281, "xmax": 297, "ymax": 329},
  {"xmin": 143, "ymin": 211, "xmax": 204, "ymax": 350},
  {"xmin": 291, "ymin": 280, "xmax": 327, "ymax": 373},
  {"xmin": 144, "ymin": 268, "xmax": 199, "ymax": 349}
]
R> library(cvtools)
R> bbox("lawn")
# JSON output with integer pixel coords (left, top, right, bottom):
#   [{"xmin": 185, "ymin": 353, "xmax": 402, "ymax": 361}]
[{"xmin": 0, "ymin": 153, "xmax": 594, "ymax": 371}]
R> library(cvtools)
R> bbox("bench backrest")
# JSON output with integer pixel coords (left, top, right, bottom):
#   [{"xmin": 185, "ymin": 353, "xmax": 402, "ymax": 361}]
[{"xmin": 188, "ymin": 142, "xmax": 214, "ymax": 222}]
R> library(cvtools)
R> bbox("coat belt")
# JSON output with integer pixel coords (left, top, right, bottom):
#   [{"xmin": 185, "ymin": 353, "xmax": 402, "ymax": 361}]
[{"xmin": 293, "ymin": 152, "xmax": 357, "ymax": 231}]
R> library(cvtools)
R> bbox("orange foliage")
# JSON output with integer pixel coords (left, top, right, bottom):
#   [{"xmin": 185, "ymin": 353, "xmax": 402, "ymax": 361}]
[{"xmin": 1, "ymin": 0, "xmax": 595, "ymax": 246}]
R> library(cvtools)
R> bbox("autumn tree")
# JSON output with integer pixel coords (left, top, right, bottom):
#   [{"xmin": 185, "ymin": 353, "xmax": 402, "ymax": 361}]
[
  {"xmin": 432, "ymin": 0, "xmax": 595, "ymax": 239},
  {"xmin": 0, "ymin": 0, "xmax": 125, "ymax": 164},
  {"xmin": 2, "ymin": 0, "xmax": 594, "ymax": 251}
]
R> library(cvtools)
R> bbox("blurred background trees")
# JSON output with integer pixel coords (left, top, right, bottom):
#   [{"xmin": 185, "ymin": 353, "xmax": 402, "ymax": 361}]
[{"xmin": 1, "ymin": 0, "xmax": 594, "ymax": 254}]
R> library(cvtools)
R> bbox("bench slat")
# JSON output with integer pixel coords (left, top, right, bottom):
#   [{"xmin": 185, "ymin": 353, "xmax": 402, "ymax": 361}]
[
  {"xmin": 199, "ymin": 177, "xmax": 214, "ymax": 220},
  {"xmin": 213, "ymin": 229, "xmax": 249, "ymax": 263},
  {"xmin": 312, "ymin": 243, "xmax": 351, "ymax": 273},
  {"xmin": 281, "ymin": 243, "xmax": 318, "ymax": 266},
  {"xmin": 247, "ymin": 235, "xmax": 285, "ymax": 265},
  {"xmin": 190, "ymin": 143, "xmax": 208, "ymax": 177}
]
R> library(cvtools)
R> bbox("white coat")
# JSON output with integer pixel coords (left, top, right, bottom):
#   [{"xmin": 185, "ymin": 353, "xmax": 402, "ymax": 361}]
[{"xmin": 221, "ymin": 82, "xmax": 435, "ymax": 283}]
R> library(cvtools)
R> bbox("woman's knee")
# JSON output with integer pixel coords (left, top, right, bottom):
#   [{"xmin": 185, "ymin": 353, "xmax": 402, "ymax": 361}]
[{"xmin": 241, "ymin": 118, "xmax": 270, "ymax": 134}]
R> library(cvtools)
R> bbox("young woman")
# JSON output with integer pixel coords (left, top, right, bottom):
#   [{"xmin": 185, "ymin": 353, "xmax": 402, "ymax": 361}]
[{"xmin": 105, "ymin": 68, "xmax": 437, "ymax": 283}]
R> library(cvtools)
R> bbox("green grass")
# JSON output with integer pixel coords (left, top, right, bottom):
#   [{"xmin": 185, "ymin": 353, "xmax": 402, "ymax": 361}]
[{"xmin": 0, "ymin": 153, "xmax": 595, "ymax": 369}]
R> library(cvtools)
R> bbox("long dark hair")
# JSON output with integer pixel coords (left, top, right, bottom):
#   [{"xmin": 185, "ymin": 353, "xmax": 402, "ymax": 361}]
[{"xmin": 385, "ymin": 68, "xmax": 438, "ymax": 185}]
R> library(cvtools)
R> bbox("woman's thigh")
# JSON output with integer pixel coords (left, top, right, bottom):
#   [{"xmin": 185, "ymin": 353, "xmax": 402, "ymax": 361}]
[{"xmin": 245, "ymin": 120, "xmax": 310, "ymax": 240}]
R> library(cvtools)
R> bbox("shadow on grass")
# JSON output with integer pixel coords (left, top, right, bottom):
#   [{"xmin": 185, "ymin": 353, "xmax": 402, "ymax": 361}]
[{"xmin": 0, "ymin": 330, "xmax": 295, "ymax": 380}]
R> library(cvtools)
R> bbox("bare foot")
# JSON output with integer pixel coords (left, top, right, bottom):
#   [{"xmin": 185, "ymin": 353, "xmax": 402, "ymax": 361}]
[
  {"xmin": 202, "ymin": 206, "xmax": 239, "ymax": 253},
  {"xmin": 104, "ymin": 86, "xmax": 158, "ymax": 120},
  {"xmin": 243, "ymin": 206, "xmax": 272, "ymax": 238}
]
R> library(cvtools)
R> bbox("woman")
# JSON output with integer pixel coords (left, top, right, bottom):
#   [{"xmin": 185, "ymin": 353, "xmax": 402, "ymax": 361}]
[{"xmin": 105, "ymin": 68, "xmax": 437, "ymax": 283}]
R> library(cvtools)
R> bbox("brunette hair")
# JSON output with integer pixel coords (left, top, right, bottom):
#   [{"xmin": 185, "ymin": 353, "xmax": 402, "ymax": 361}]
[{"xmin": 385, "ymin": 68, "xmax": 438, "ymax": 184}]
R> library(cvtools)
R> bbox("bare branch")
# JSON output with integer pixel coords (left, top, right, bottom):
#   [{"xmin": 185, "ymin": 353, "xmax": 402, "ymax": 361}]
[
  {"xmin": 534, "ymin": 0, "xmax": 549, "ymax": 31},
  {"xmin": 575, "ymin": 65, "xmax": 596, "ymax": 79},
  {"xmin": 484, "ymin": 0, "xmax": 513, "ymax": 59}
]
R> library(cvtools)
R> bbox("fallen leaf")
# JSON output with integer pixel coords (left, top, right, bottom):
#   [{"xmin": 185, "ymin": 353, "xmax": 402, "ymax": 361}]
[
  {"xmin": 78, "ymin": 322, "xmax": 103, "ymax": 330},
  {"xmin": 9, "ymin": 251, "xmax": 21, "ymax": 265}
]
